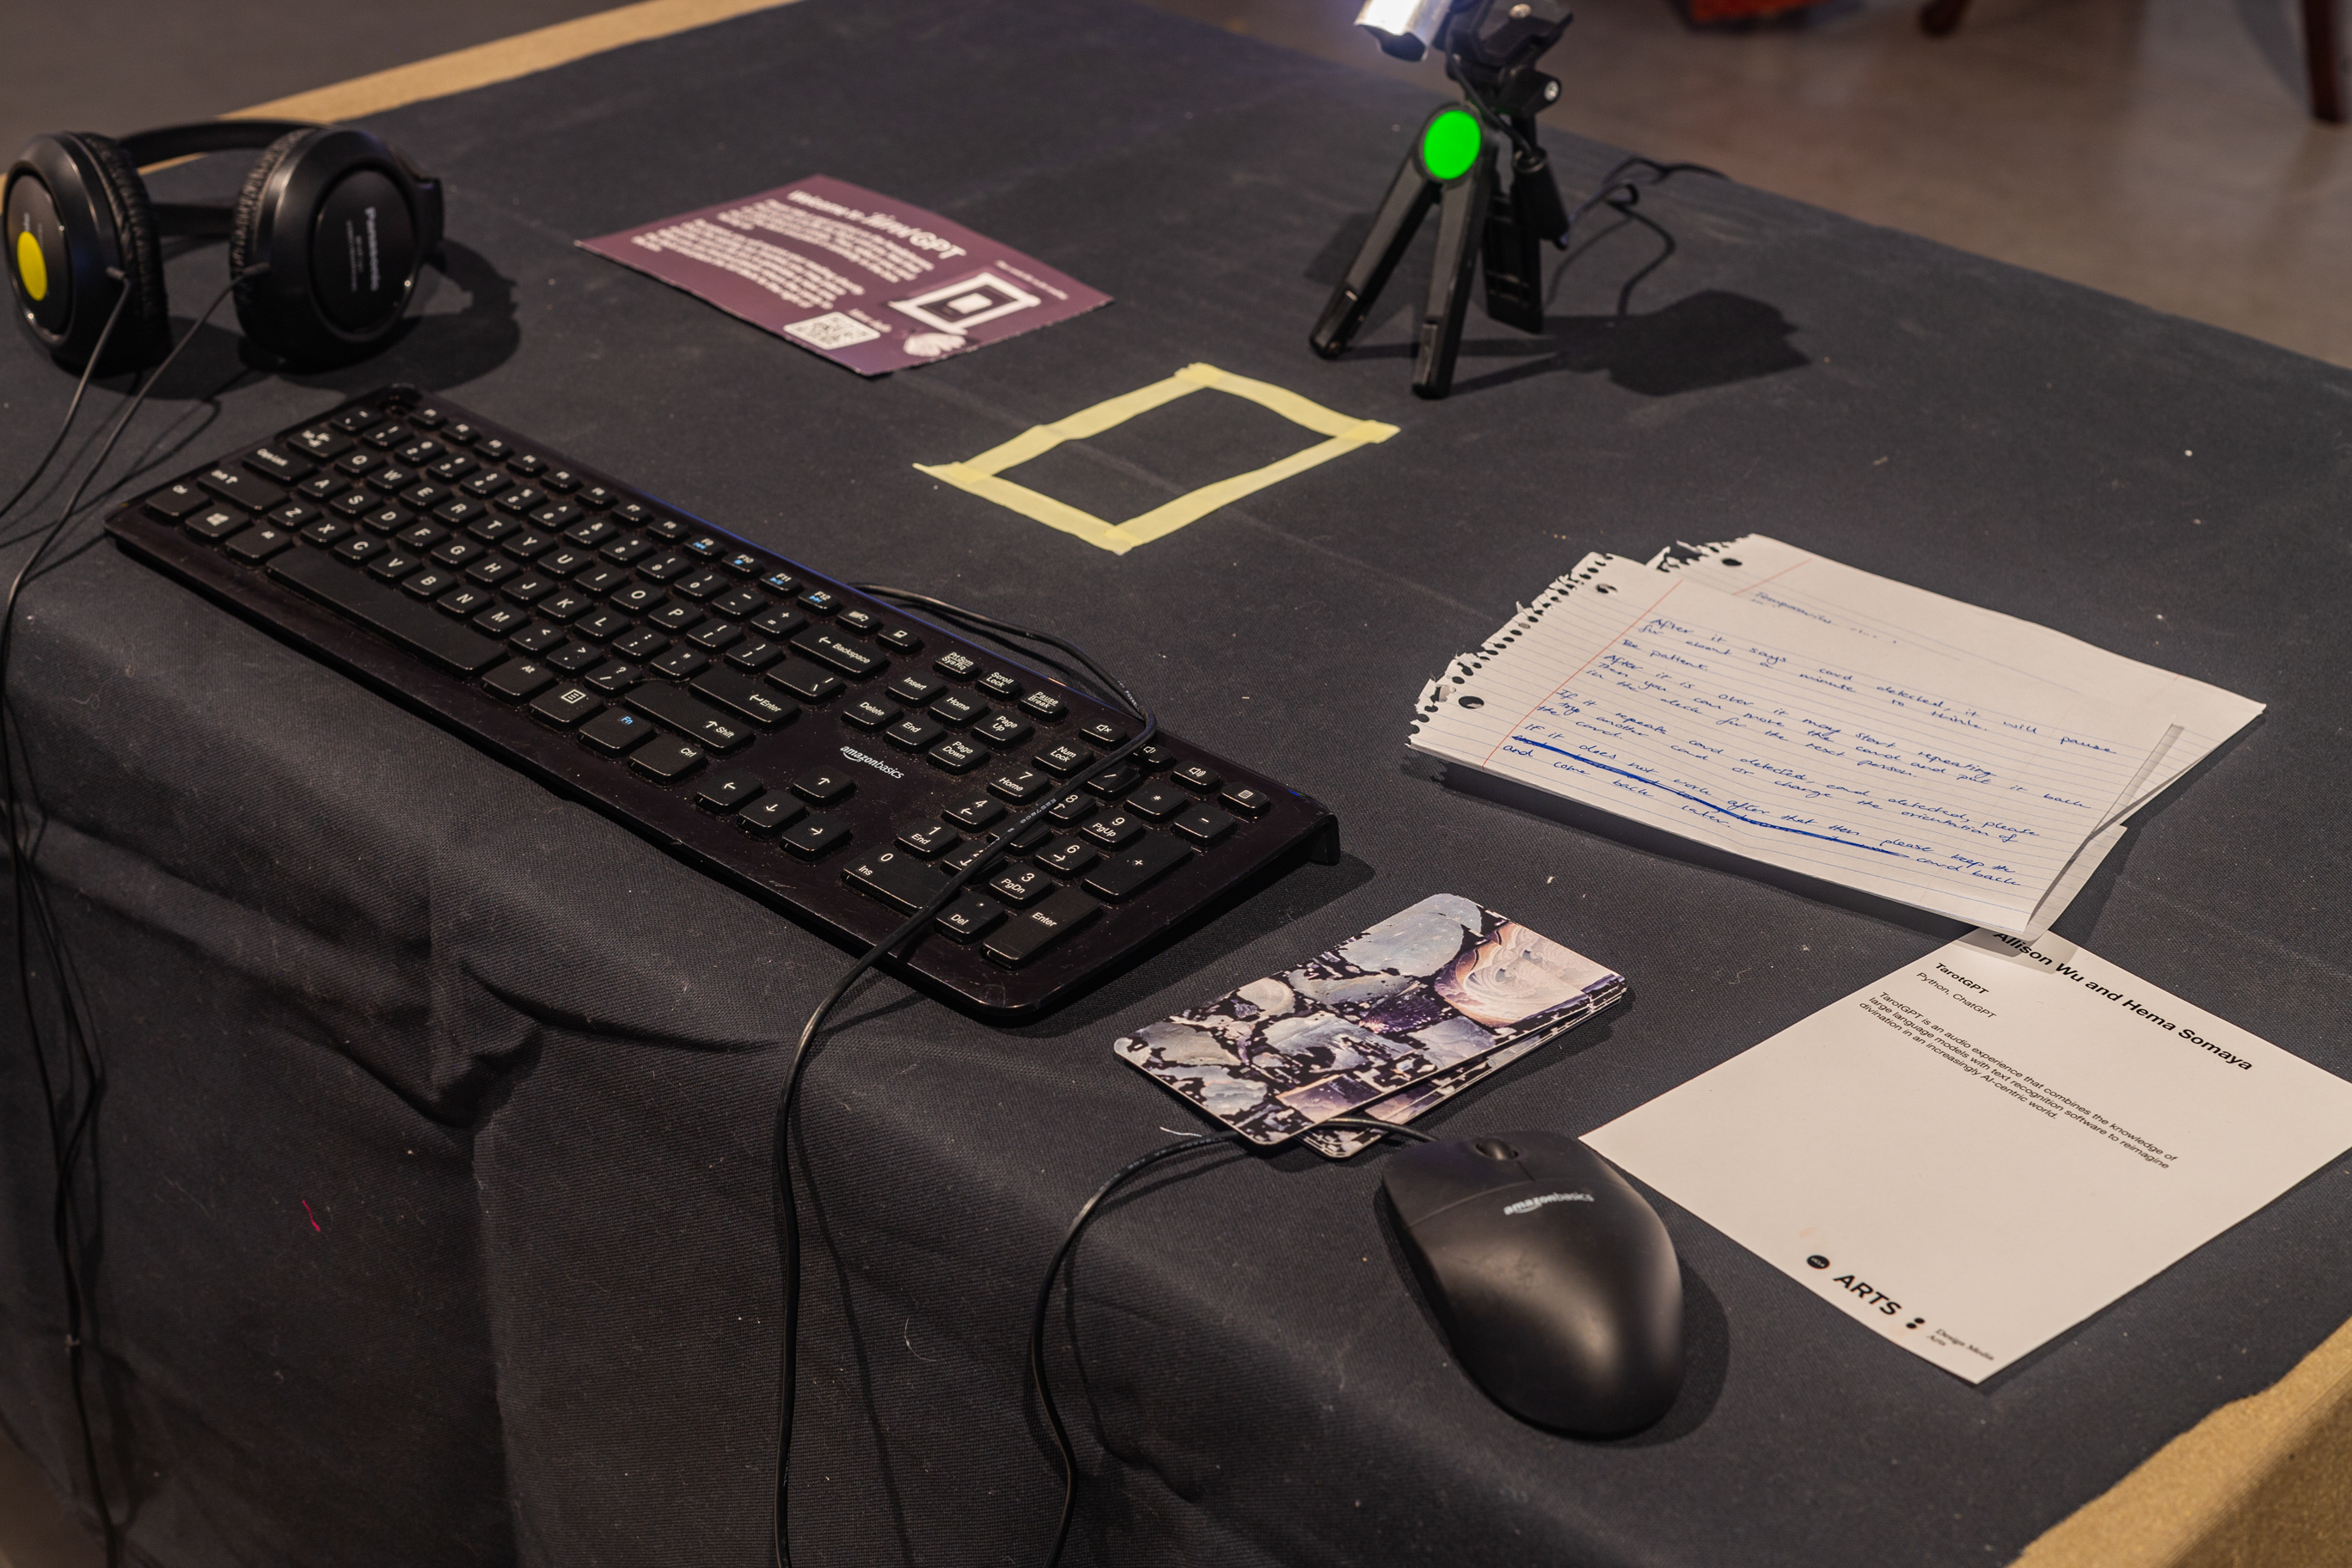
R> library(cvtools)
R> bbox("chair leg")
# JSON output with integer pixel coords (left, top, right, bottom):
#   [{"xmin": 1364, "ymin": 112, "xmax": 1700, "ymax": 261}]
[
  {"xmin": 1920, "ymin": 0, "xmax": 1972, "ymax": 37},
  {"xmin": 2309, "ymin": 0, "xmax": 2345, "ymax": 122}
]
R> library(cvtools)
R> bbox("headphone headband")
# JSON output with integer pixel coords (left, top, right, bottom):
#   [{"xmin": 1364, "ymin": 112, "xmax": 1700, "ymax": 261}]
[{"xmin": 117, "ymin": 120, "xmax": 319, "ymax": 168}]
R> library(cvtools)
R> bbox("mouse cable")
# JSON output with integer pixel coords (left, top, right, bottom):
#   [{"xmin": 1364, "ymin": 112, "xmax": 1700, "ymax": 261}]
[
  {"xmin": 0, "ymin": 273, "xmax": 130, "ymax": 530},
  {"xmin": 769, "ymin": 585, "xmax": 1161, "ymax": 1568},
  {"xmin": 1030, "ymin": 1115, "xmax": 1436, "ymax": 1568},
  {"xmin": 0, "ymin": 269, "xmax": 255, "ymax": 1568}
]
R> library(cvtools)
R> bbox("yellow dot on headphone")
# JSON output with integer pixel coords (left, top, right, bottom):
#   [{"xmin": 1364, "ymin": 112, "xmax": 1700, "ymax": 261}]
[{"xmin": 14, "ymin": 230, "xmax": 46, "ymax": 303}]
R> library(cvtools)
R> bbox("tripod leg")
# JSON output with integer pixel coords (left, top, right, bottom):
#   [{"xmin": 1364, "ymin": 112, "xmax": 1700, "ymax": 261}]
[
  {"xmin": 1483, "ymin": 149, "xmax": 1565, "ymax": 335},
  {"xmin": 1311, "ymin": 152, "xmax": 1439, "ymax": 359},
  {"xmin": 1412, "ymin": 154, "xmax": 1492, "ymax": 400}
]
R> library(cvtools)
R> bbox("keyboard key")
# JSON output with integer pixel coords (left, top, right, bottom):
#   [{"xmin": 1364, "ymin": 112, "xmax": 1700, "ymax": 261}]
[
  {"xmin": 430, "ymin": 537, "xmax": 487, "ymax": 568},
  {"xmin": 362, "ymin": 423, "xmax": 411, "ymax": 450},
  {"xmin": 503, "ymin": 530, "xmax": 555, "ymax": 560},
  {"xmin": 1036, "ymin": 837, "xmax": 1099, "ymax": 875},
  {"xmin": 268, "ymin": 548, "xmax": 507, "ymax": 675},
  {"xmin": 364, "ymin": 465, "xmax": 416, "ymax": 494},
  {"xmin": 374, "ymin": 554, "xmax": 430, "ymax": 585},
  {"xmin": 726, "ymin": 638, "xmax": 786, "ymax": 672},
  {"xmin": 332, "ymin": 407, "xmax": 385, "ymax": 433},
  {"xmin": 751, "ymin": 606, "xmax": 808, "ymax": 639},
  {"xmin": 940, "ymin": 838, "xmax": 999, "ymax": 875},
  {"xmin": 224, "ymin": 524, "xmax": 295, "ymax": 563},
  {"xmin": 677, "ymin": 569, "xmax": 729, "ymax": 601},
  {"xmin": 538, "ymin": 591, "xmax": 595, "ymax": 622},
  {"xmin": 989, "ymin": 769, "xmax": 1050, "ymax": 804},
  {"xmin": 982, "ymin": 887, "xmax": 1100, "ymax": 968},
  {"xmin": 875, "ymin": 626, "xmax": 923, "ymax": 653},
  {"xmin": 766, "ymin": 659, "xmax": 842, "ymax": 704},
  {"xmin": 712, "ymin": 586, "xmax": 766, "ymax": 619},
  {"xmin": 337, "ymin": 450, "xmax": 385, "ymax": 480},
  {"xmin": 885, "ymin": 714, "xmax": 946, "ymax": 750},
  {"xmin": 242, "ymin": 444, "xmax": 314, "ymax": 483},
  {"xmin": 687, "ymin": 619, "xmax": 744, "ymax": 652},
  {"xmin": 331, "ymin": 491, "xmax": 377, "ymax": 518},
  {"xmin": 187, "ymin": 507, "xmax": 248, "ymax": 542},
  {"xmin": 396, "ymin": 522, "xmax": 449, "ymax": 551},
  {"xmin": 267, "ymin": 501, "xmax": 319, "ymax": 530},
  {"xmin": 1036, "ymin": 743, "xmax": 1094, "ymax": 777},
  {"xmin": 473, "ymin": 604, "xmax": 529, "ymax": 637},
  {"xmin": 510, "ymin": 454, "xmax": 545, "ymax": 476},
  {"xmin": 540, "ymin": 546, "xmax": 594, "ymax": 576},
  {"xmin": 793, "ymin": 628, "xmax": 885, "ymax": 679},
  {"xmin": 361, "ymin": 506, "xmax": 411, "ymax": 534},
  {"xmin": 474, "ymin": 437, "xmax": 511, "ymax": 461},
  {"xmin": 1171, "ymin": 804, "xmax": 1236, "ymax": 845},
  {"xmin": 577, "ymin": 609, "xmax": 632, "ymax": 642},
  {"xmin": 898, "ymin": 823, "xmax": 962, "ymax": 857},
  {"xmin": 502, "ymin": 573, "xmax": 554, "ymax": 604},
  {"xmin": 738, "ymin": 795, "xmax": 805, "ymax": 836},
  {"xmin": 199, "ymin": 466, "xmax": 285, "ymax": 512},
  {"xmin": 576, "ymin": 484, "xmax": 616, "ymax": 509},
  {"xmin": 586, "ymin": 660, "xmax": 644, "ymax": 693},
  {"xmin": 781, "ymin": 813, "xmax": 850, "ymax": 860},
  {"xmin": 609, "ymin": 584, "xmax": 664, "ymax": 615},
  {"xmin": 538, "ymin": 467, "xmax": 578, "ymax": 492},
  {"xmin": 625, "ymin": 683, "xmax": 755, "ymax": 752},
  {"xmin": 649, "ymin": 603, "xmax": 704, "ymax": 632},
  {"xmin": 303, "ymin": 518, "xmax": 354, "ymax": 546},
  {"xmin": 650, "ymin": 646, "xmax": 710, "ymax": 680},
  {"xmin": 482, "ymin": 658, "xmax": 556, "ymax": 701},
  {"xmin": 933, "ymin": 650, "xmax": 979, "ymax": 680},
  {"xmin": 696, "ymin": 769, "xmax": 764, "ymax": 812},
  {"xmin": 759, "ymin": 570, "xmax": 799, "ymax": 596},
  {"xmin": 976, "ymin": 711, "xmax": 1033, "ymax": 747},
  {"xmin": 689, "ymin": 666, "xmax": 797, "ymax": 728},
  {"xmin": 846, "ymin": 848, "xmax": 947, "ymax": 912},
  {"xmin": 395, "ymin": 439, "xmax": 443, "ymax": 466},
  {"xmin": 1172, "ymin": 763, "xmax": 1222, "ymax": 793},
  {"xmin": 683, "ymin": 532, "xmax": 725, "ymax": 559},
  {"xmin": 720, "ymin": 552, "xmax": 762, "ymax": 576},
  {"xmin": 1082, "ymin": 834, "xmax": 1193, "ymax": 901},
  {"xmin": 638, "ymin": 552, "xmax": 691, "ymax": 582},
  {"xmin": 1222, "ymin": 785, "xmax": 1273, "ymax": 816},
  {"xmin": 1081, "ymin": 812, "xmax": 1146, "ymax": 849},
  {"xmin": 836, "ymin": 607, "xmax": 879, "ymax": 634},
  {"xmin": 398, "ymin": 482, "xmax": 450, "ymax": 511},
  {"xmin": 438, "ymin": 585, "xmax": 495, "ymax": 618},
  {"xmin": 1128, "ymin": 784, "xmax": 1190, "ymax": 820},
  {"xmin": 462, "ymin": 470, "xmax": 511, "ymax": 498},
  {"xmin": 989, "ymin": 866, "xmax": 1052, "ymax": 905},
  {"xmin": 1135, "ymin": 744, "xmax": 1179, "ymax": 772},
  {"xmin": 1006, "ymin": 823, "xmax": 1052, "ymax": 854},
  {"xmin": 1020, "ymin": 690, "xmax": 1069, "ymax": 721},
  {"xmin": 495, "ymin": 484, "xmax": 546, "ymax": 512},
  {"xmin": 438, "ymin": 419, "xmax": 478, "ymax": 444},
  {"xmin": 297, "ymin": 474, "xmax": 346, "ymax": 501},
  {"xmin": 799, "ymin": 587, "xmax": 841, "ymax": 614},
  {"xmin": 1081, "ymin": 720, "xmax": 1129, "ymax": 748},
  {"xmin": 545, "ymin": 640, "xmax": 601, "ymax": 672},
  {"xmin": 1082, "ymin": 764, "xmax": 1142, "ymax": 799},
  {"xmin": 429, "ymin": 454, "xmax": 477, "ymax": 481},
  {"xmin": 532, "ymin": 501, "xmax": 582, "ymax": 531},
  {"xmin": 288, "ymin": 426, "xmax": 350, "ymax": 458},
  {"xmin": 935, "ymin": 893, "xmax": 1005, "ymax": 943},
  {"xmin": 931, "ymin": 693, "xmax": 986, "ymax": 726},
  {"xmin": 629, "ymin": 736, "xmax": 707, "ymax": 782},
  {"xmin": 793, "ymin": 769, "xmax": 854, "ymax": 805},
  {"xmin": 530, "ymin": 682, "xmax": 603, "ymax": 726},
  {"xmin": 889, "ymin": 672, "xmax": 946, "ymax": 705},
  {"xmin": 510, "ymin": 623, "xmax": 566, "ymax": 654},
  {"xmin": 843, "ymin": 697, "xmax": 900, "ymax": 731},
  {"xmin": 928, "ymin": 738, "xmax": 984, "ymax": 773},
  {"xmin": 943, "ymin": 795, "xmax": 1007, "ymax": 830},
  {"xmin": 613, "ymin": 627, "xmax": 669, "ymax": 658},
  {"xmin": 433, "ymin": 497, "xmax": 488, "ymax": 527},
  {"xmin": 601, "ymin": 535, "xmax": 653, "ymax": 565}
]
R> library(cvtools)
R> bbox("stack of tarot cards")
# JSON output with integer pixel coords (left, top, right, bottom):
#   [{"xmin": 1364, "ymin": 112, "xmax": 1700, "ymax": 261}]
[{"xmin": 1113, "ymin": 895, "xmax": 1626, "ymax": 1157}]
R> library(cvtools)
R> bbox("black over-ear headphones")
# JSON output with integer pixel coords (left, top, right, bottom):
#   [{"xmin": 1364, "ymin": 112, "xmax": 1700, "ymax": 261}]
[{"xmin": 4, "ymin": 120, "xmax": 444, "ymax": 373}]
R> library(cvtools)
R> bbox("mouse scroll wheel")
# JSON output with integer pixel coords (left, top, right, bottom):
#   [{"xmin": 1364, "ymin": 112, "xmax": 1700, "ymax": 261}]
[{"xmin": 1472, "ymin": 1138, "xmax": 1521, "ymax": 1161}]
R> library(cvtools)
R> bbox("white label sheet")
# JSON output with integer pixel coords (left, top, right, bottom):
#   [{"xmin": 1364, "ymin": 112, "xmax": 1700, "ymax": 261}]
[{"xmin": 1585, "ymin": 930, "xmax": 2352, "ymax": 1381}]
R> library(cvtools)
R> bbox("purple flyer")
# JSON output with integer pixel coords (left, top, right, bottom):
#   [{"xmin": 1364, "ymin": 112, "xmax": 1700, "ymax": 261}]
[{"xmin": 578, "ymin": 175, "xmax": 1111, "ymax": 375}]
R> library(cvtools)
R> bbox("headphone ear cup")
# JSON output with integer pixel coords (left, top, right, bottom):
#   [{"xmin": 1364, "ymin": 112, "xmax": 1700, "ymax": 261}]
[
  {"xmin": 64, "ymin": 133, "xmax": 168, "ymax": 369},
  {"xmin": 228, "ymin": 129, "xmax": 309, "ymax": 341}
]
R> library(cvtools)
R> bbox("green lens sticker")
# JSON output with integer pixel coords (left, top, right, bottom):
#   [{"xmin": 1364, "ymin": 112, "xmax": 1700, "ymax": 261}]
[
  {"xmin": 15, "ymin": 230, "xmax": 46, "ymax": 303},
  {"xmin": 1419, "ymin": 109, "xmax": 1483, "ymax": 182}
]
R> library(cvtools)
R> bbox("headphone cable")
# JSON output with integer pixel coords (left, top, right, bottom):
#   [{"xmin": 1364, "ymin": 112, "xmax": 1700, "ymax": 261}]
[
  {"xmin": 0, "ymin": 272, "xmax": 130, "ymax": 530},
  {"xmin": 0, "ymin": 267, "xmax": 254, "ymax": 1568}
]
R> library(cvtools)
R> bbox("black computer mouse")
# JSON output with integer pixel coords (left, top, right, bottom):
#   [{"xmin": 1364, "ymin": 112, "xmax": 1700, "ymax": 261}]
[{"xmin": 1382, "ymin": 1129, "xmax": 1683, "ymax": 1436}]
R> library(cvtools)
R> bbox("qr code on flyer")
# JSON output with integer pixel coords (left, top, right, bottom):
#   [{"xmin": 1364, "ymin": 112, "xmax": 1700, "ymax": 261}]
[{"xmin": 783, "ymin": 311, "xmax": 883, "ymax": 349}]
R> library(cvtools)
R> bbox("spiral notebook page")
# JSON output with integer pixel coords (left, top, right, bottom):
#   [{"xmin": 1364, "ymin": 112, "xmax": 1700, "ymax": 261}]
[
  {"xmin": 1410, "ymin": 554, "xmax": 2180, "ymax": 934},
  {"xmin": 1648, "ymin": 536, "xmax": 2263, "ymax": 818}
]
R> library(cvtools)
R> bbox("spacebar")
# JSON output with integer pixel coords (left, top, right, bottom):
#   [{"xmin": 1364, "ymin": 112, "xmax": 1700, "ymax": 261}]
[{"xmin": 267, "ymin": 548, "xmax": 505, "ymax": 675}]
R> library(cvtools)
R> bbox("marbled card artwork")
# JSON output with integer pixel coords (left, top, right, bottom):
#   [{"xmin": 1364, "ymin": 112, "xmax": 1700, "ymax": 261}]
[{"xmin": 1113, "ymin": 894, "xmax": 1625, "ymax": 1144}]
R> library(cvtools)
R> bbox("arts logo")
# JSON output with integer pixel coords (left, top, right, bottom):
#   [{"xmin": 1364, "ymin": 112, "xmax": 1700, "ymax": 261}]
[
  {"xmin": 1502, "ymin": 1191, "xmax": 1595, "ymax": 1216},
  {"xmin": 840, "ymin": 745, "xmax": 903, "ymax": 778}
]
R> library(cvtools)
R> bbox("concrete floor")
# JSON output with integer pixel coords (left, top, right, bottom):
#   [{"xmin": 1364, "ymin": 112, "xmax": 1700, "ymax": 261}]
[{"xmin": 0, "ymin": 0, "xmax": 2343, "ymax": 1561}]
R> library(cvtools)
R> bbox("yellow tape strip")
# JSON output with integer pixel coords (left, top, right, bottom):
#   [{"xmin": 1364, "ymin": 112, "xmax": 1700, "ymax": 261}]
[
  {"xmin": 915, "ymin": 363, "xmax": 1399, "ymax": 555},
  {"xmin": 231, "ymin": 0, "xmax": 805, "ymax": 122}
]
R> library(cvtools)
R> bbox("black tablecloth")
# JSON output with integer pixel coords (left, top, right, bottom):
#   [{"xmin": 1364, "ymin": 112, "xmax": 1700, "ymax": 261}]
[{"xmin": 3, "ymin": 3, "xmax": 2348, "ymax": 1564}]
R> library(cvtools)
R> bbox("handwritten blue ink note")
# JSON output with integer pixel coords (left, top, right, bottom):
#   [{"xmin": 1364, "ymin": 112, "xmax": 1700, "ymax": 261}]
[{"xmin": 1411, "ymin": 553, "xmax": 2182, "ymax": 934}]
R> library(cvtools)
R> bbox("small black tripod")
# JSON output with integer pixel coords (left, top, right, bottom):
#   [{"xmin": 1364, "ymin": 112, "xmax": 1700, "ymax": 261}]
[{"xmin": 1310, "ymin": 0, "xmax": 1576, "ymax": 400}]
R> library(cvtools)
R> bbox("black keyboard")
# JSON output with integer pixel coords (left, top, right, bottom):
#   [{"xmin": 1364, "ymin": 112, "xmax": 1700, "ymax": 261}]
[{"xmin": 104, "ymin": 385, "xmax": 1337, "ymax": 1019}]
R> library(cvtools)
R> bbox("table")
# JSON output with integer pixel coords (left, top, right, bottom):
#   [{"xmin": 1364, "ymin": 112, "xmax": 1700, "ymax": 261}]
[{"xmin": 3, "ymin": 1, "xmax": 2348, "ymax": 1563}]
